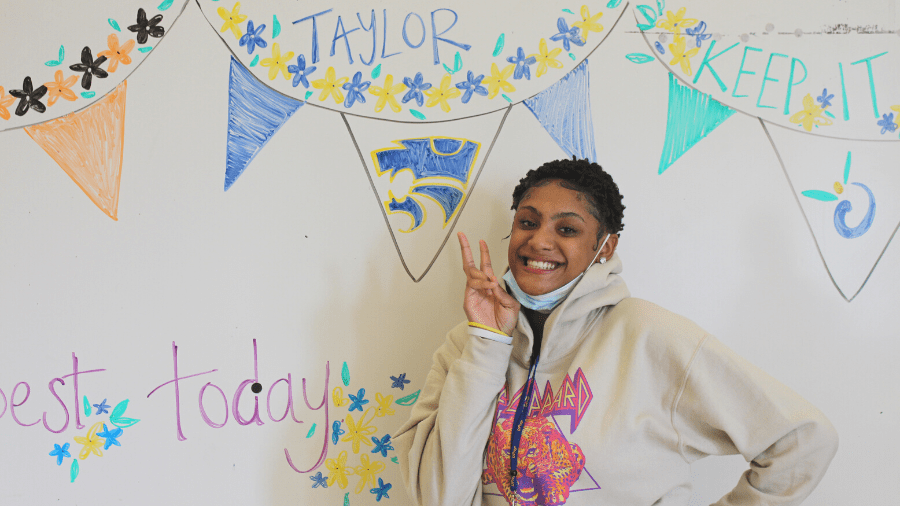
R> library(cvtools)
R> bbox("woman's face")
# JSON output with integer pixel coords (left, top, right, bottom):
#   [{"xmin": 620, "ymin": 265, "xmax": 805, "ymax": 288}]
[{"xmin": 508, "ymin": 180, "xmax": 613, "ymax": 296}]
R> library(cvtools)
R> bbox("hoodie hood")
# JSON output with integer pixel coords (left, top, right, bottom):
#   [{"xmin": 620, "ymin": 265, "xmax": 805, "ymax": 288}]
[{"xmin": 508, "ymin": 252, "xmax": 630, "ymax": 366}]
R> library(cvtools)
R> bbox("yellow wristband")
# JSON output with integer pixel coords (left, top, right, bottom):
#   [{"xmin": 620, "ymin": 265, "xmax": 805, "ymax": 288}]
[{"xmin": 468, "ymin": 322, "xmax": 509, "ymax": 337}]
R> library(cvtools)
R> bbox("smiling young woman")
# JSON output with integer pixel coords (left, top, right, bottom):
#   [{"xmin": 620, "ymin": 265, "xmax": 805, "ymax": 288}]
[{"xmin": 394, "ymin": 158, "xmax": 837, "ymax": 506}]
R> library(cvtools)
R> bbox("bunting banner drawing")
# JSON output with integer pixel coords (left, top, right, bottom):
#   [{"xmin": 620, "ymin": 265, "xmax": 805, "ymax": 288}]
[
  {"xmin": 344, "ymin": 108, "xmax": 510, "ymax": 281},
  {"xmin": 524, "ymin": 59, "xmax": 597, "ymax": 163},
  {"xmin": 762, "ymin": 121, "xmax": 900, "ymax": 301},
  {"xmin": 628, "ymin": 0, "xmax": 899, "ymax": 299},
  {"xmin": 0, "ymin": 1, "xmax": 190, "ymax": 133},
  {"xmin": 199, "ymin": 0, "xmax": 631, "ymax": 281},
  {"xmin": 24, "ymin": 81, "xmax": 129, "ymax": 220},
  {"xmin": 657, "ymin": 72, "xmax": 735, "ymax": 174},
  {"xmin": 225, "ymin": 56, "xmax": 303, "ymax": 191}
]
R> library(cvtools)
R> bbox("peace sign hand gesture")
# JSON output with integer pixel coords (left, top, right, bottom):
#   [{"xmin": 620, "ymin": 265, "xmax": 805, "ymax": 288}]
[{"xmin": 457, "ymin": 232, "xmax": 520, "ymax": 336}]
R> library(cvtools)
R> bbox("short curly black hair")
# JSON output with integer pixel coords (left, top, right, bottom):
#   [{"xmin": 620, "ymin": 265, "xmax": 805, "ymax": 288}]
[{"xmin": 511, "ymin": 157, "xmax": 625, "ymax": 238}]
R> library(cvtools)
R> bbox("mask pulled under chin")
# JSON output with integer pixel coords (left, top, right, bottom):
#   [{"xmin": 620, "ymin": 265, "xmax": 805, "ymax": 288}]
[{"xmin": 503, "ymin": 234, "xmax": 610, "ymax": 311}]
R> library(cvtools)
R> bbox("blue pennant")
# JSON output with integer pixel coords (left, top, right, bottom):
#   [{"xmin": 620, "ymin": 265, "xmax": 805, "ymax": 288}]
[
  {"xmin": 524, "ymin": 59, "xmax": 596, "ymax": 162},
  {"xmin": 225, "ymin": 56, "xmax": 302, "ymax": 191},
  {"xmin": 658, "ymin": 73, "xmax": 735, "ymax": 175}
]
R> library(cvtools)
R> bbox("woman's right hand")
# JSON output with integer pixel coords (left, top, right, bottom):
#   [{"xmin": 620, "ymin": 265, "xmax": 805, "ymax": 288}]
[{"xmin": 457, "ymin": 232, "xmax": 520, "ymax": 336}]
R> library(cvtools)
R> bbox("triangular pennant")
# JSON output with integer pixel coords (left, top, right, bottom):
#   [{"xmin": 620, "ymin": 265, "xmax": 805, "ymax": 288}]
[
  {"xmin": 225, "ymin": 56, "xmax": 302, "ymax": 191},
  {"xmin": 658, "ymin": 73, "xmax": 736, "ymax": 174},
  {"xmin": 343, "ymin": 108, "xmax": 511, "ymax": 281},
  {"xmin": 763, "ymin": 120, "xmax": 900, "ymax": 301},
  {"xmin": 24, "ymin": 81, "xmax": 128, "ymax": 220},
  {"xmin": 524, "ymin": 59, "xmax": 597, "ymax": 162}
]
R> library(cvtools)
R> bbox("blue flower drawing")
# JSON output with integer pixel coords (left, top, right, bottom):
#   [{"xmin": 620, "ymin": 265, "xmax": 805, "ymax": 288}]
[
  {"xmin": 550, "ymin": 17, "xmax": 585, "ymax": 52},
  {"xmin": 239, "ymin": 21, "xmax": 267, "ymax": 55},
  {"xmin": 342, "ymin": 71, "xmax": 371, "ymax": 108},
  {"xmin": 455, "ymin": 71, "xmax": 488, "ymax": 104},
  {"xmin": 370, "ymin": 478, "xmax": 392, "ymax": 501},
  {"xmin": 877, "ymin": 112, "xmax": 897, "ymax": 134},
  {"xmin": 49, "ymin": 443, "xmax": 71, "ymax": 465},
  {"xmin": 507, "ymin": 47, "xmax": 537, "ymax": 80},
  {"xmin": 288, "ymin": 54, "xmax": 316, "ymax": 88},
  {"xmin": 390, "ymin": 373, "xmax": 410, "ymax": 390},
  {"xmin": 310, "ymin": 471, "xmax": 329, "ymax": 488},
  {"xmin": 371, "ymin": 434, "xmax": 394, "ymax": 457},
  {"xmin": 348, "ymin": 388, "xmax": 369, "ymax": 412},
  {"xmin": 685, "ymin": 21, "xmax": 711, "ymax": 48},
  {"xmin": 817, "ymin": 88, "xmax": 834, "ymax": 108},
  {"xmin": 402, "ymin": 72, "xmax": 432, "ymax": 107}
]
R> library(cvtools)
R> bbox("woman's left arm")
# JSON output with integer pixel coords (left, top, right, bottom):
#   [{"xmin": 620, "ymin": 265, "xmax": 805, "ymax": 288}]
[{"xmin": 672, "ymin": 335, "xmax": 839, "ymax": 506}]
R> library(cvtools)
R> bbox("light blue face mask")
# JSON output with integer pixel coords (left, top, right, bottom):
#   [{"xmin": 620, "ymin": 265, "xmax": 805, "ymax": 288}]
[{"xmin": 503, "ymin": 234, "xmax": 610, "ymax": 311}]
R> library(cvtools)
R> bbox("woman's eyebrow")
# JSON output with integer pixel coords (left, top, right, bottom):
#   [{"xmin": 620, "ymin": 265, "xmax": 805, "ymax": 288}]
[{"xmin": 551, "ymin": 211, "xmax": 585, "ymax": 222}]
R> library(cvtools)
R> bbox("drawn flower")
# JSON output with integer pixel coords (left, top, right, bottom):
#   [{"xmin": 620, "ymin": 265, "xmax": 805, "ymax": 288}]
[
  {"xmin": 331, "ymin": 420, "xmax": 346, "ymax": 446},
  {"xmin": 347, "ymin": 388, "xmax": 369, "ymax": 412},
  {"xmin": 455, "ymin": 71, "xmax": 487, "ymax": 104},
  {"xmin": 507, "ymin": 47, "xmax": 537, "ymax": 80},
  {"xmin": 685, "ymin": 21, "xmax": 711, "ymax": 48},
  {"xmin": 571, "ymin": 5, "xmax": 604, "ymax": 41},
  {"xmin": 486, "ymin": 62, "xmax": 516, "ymax": 99},
  {"xmin": 668, "ymin": 35, "xmax": 699, "ymax": 76},
  {"xmin": 342, "ymin": 71, "xmax": 371, "ymax": 108},
  {"xmin": 287, "ymin": 54, "xmax": 316, "ymax": 89},
  {"xmin": 424, "ymin": 74, "xmax": 462, "ymax": 112},
  {"xmin": 97, "ymin": 34, "xmax": 135, "ymax": 73},
  {"xmin": 389, "ymin": 373, "xmax": 410, "ymax": 390},
  {"xmin": 10, "ymin": 77, "xmax": 48, "ymax": 116},
  {"xmin": 74, "ymin": 421, "xmax": 106, "ymax": 460},
  {"xmin": 790, "ymin": 93, "xmax": 833, "ymax": 132},
  {"xmin": 49, "ymin": 442, "xmax": 71, "ymax": 465},
  {"xmin": 0, "ymin": 87, "xmax": 15, "ymax": 120},
  {"xmin": 312, "ymin": 66, "xmax": 349, "ymax": 104},
  {"xmin": 549, "ymin": 17, "xmax": 585, "ymax": 52},
  {"xmin": 69, "ymin": 47, "xmax": 109, "ymax": 90},
  {"xmin": 324, "ymin": 450, "xmax": 354, "ymax": 489},
  {"xmin": 877, "ymin": 112, "xmax": 897, "ymax": 134},
  {"xmin": 128, "ymin": 8, "xmax": 165, "ymax": 44},
  {"xmin": 374, "ymin": 392, "xmax": 395, "ymax": 417},
  {"xmin": 369, "ymin": 74, "xmax": 405, "ymax": 112},
  {"xmin": 370, "ymin": 478, "xmax": 392, "ymax": 502},
  {"xmin": 530, "ymin": 38, "xmax": 563, "ymax": 78},
  {"xmin": 92, "ymin": 398, "xmax": 111, "ymax": 415},
  {"xmin": 332, "ymin": 387, "xmax": 349, "ymax": 407},
  {"xmin": 370, "ymin": 434, "xmax": 394, "ymax": 457},
  {"xmin": 97, "ymin": 424, "xmax": 123, "ymax": 450},
  {"xmin": 239, "ymin": 20, "xmax": 267, "ymax": 55},
  {"xmin": 401, "ymin": 72, "xmax": 432, "ymax": 107},
  {"xmin": 310, "ymin": 471, "xmax": 329, "ymax": 488},
  {"xmin": 657, "ymin": 7, "xmax": 698, "ymax": 34},
  {"xmin": 341, "ymin": 408, "xmax": 377, "ymax": 453},
  {"xmin": 354, "ymin": 453, "xmax": 386, "ymax": 494},
  {"xmin": 43, "ymin": 71, "xmax": 78, "ymax": 106},
  {"xmin": 891, "ymin": 105, "xmax": 900, "ymax": 126},
  {"xmin": 217, "ymin": 3, "xmax": 247, "ymax": 40},
  {"xmin": 817, "ymin": 88, "xmax": 834, "ymax": 108},
  {"xmin": 260, "ymin": 43, "xmax": 294, "ymax": 81}
]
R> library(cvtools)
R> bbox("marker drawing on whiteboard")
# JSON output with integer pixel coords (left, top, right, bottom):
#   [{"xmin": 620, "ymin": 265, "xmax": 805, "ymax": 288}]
[
  {"xmin": 49, "ymin": 443, "xmax": 71, "ymax": 466},
  {"xmin": 306, "ymin": 423, "xmax": 317, "ymax": 438},
  {"xmin": 395, "ymin": 389, "xmax": 421, "ymax": 406},
  {"xmin": 390, "ymin": 373, "xmax": 410, "ymax": 390},
  {"xmin": 341, "ymin": 362, "xmax": 350, "ymax": 386},
  {"xmin": 332, "ymin": 420, "xmax": 345, "ymax": 445},
  {"xmin": 347, "ymin": 388, "xmax": 369, "ymax": 412}
]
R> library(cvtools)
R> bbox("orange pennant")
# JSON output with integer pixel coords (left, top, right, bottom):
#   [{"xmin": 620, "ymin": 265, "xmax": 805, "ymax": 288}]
[{"xmin": 24, "ymin": 81, "xmax": 127, "ymax": 220}]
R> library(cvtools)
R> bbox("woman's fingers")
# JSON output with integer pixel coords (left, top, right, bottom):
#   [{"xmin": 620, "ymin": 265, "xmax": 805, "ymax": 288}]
[
  {"xmin": 478, "ymin": 240, "xmax": 497, "ymax": 279},
  {"xmin": 457, "ymin": 232, "xmax": 476, "ymax": 274}
]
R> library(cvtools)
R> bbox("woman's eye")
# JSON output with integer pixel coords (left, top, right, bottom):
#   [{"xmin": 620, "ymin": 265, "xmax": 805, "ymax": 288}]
[
  {"xmin": 559, "ymin": 226, "xmax": 578, "ymax": 235},
  {"xmin": 518, "ymin": 219, "xmax": 536, "ymax": 228}
]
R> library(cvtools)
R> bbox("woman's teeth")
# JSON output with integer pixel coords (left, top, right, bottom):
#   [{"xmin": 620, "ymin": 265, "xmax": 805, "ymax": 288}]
[{"xmin": 527, "ymin": 259, "xmax": 558, "ymax": 270}]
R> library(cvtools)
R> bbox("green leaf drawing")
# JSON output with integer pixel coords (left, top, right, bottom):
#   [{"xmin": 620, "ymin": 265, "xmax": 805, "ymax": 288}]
[
  {"xmin": 626, "ymin": 53, "xmax": 654, "ymax": 64},
  {"xmin": 801, "ymin": 190, "xmax": 838, "ymax": 202}
]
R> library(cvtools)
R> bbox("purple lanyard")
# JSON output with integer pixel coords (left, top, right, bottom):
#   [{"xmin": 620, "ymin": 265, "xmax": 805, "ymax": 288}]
[{"xmin": 508, "ymin": 356, "xmax": 539, "ymax": 492}]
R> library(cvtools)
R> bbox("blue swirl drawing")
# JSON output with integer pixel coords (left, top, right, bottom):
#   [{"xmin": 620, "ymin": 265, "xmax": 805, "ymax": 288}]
[{"xmin": 834, "ymin": 182, "xmax": 875, "ymax": 239}]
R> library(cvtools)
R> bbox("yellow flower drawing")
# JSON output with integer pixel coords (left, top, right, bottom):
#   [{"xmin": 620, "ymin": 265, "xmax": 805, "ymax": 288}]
[
  {"xmin": 332, "ymin": 387, "xmax": 349, "ymax": 407},
  {"xmin": 572, "ymin": 5, "xmax": 604, "ymax": 41},
  {"xmin": 486, "ymin": 62, "xmax": 516, "ymax": 99},
  {"xmin": 374, "ymin": 392, "xmax": 395, "ymax": 417},
  {"xmin": 312, "ymin": 67, "xmax": 349, "ymax": 104},
  {"xmin": 217, "ymin": 3, "xmax": 247, "ymax": 40},
  {"xmin": 790, "ymin": 94, "xmax": 833, "ymax": 132},
  {"xmin": 668, "ymin": 35, "xmax": 699, "ymax": 76},
  {"xmin": 657, "ymin": 7, "xmax": 698, "ymax": 34},
  {"xmin": 369, "ymin": 74, "xmax": 406, "ymax": 113},
  {"xmin": 530, "ymin": 38, "xmax": 563, "ymax": 78},
  {"xmin": 74, "ymin": 421, "xmax": 106, "ymax": 460},
  {"xmin": 325, "ymin": 450, "xmax": 354, "ymax": 489},
  {"xmin": 341, "ymin": 407, "xmax": 377, "ymax": 453},
  {"xmin": 424, "ymin": 74, "xmax": 461, "ymax": 113},
  {"xmin": 354, "ymin": 453, "xmax": 386, "ymax": 494},
  {"xmin": 260, "ymin": 43, "xmax": 295, "ymax": 81}
]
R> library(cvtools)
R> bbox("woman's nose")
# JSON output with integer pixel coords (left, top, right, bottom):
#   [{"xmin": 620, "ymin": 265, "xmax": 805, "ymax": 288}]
[{"xmin": 528, "ymin": 225, "xmax": 554, "ymax": 250}]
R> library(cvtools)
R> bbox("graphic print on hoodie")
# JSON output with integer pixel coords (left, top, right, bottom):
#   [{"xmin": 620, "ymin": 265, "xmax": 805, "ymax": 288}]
[{"xmin": 482, "ymin": 368, "xmax": 598, "ymax": 505}]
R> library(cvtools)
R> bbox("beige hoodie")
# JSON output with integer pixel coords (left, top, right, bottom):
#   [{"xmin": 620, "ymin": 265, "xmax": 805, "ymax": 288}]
[{"xmin": 394, "ymin": 254, "xmax": 838, "ymax": 506}]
